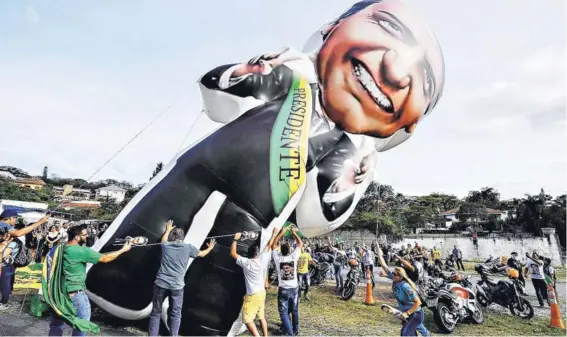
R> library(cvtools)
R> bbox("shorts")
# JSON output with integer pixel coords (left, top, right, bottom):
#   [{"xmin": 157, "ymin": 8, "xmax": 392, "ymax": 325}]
[{"xmin": 242, "ymin": 291, "xmax": 266, "ymax": 324}]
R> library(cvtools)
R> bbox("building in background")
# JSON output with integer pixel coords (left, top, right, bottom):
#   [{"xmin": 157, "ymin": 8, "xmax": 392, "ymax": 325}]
[
  {"xmin": 60, "ymin": 200, "xmax": 102, "ymax": 210},
  {"xmin": 14, "ymin": 177, "xmax": 46, "ymax": 190},
  {"xmin": 53, "ymin": 185, "xmax": 92, "ymax": 201},
  {"xmin": 95, "ymin": 185, "xmax": 126, "ymax": 204}
]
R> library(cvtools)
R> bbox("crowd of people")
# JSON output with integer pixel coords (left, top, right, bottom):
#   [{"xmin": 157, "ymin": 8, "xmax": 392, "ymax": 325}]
[
  {"xmin": 0, "ymin": 210, "xmax": 108, "ymax": 314},
  {"xmin": 0, "ymin": 210, "xmax": 562, "ymax": 336}
]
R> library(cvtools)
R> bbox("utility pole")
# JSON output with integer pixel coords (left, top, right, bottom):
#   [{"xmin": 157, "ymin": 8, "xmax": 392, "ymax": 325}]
[{"xmin": 375, "ymin": 184, "xmax": 381, "ymax": 243}]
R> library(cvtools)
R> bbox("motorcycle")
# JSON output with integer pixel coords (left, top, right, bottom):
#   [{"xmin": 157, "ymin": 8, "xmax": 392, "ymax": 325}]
[
  {"xmin": 431, "ymin": 278, "xmax": 484, "ymax": 333},
  {"xmin": 340, "ymin": 259, "xmax": 363, "ymax": 300},
  {"xmin": 474, "ymin": 264, "xmax": 534, "ymax": 319},
  {"xmin": 308, "ymin": 252, "xmax": 333, "ymax": 286},
  {"xmin": 484, "ymin": 256, "xmax": 508, "ymax": 274}
]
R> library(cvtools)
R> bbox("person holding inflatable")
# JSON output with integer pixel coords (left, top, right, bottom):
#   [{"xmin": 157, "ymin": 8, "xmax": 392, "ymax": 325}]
[{"xmin": 86, "ymin": 1, "xmax": 445, "ymax": 335}]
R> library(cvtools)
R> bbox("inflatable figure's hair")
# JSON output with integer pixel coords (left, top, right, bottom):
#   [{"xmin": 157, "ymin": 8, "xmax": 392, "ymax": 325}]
[{"xmin": 322, "ymin": 1, "xmax": 383, "ymax": 40}]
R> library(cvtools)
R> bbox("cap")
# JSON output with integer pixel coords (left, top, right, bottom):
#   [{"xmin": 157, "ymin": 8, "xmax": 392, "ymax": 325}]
[{"xmin": 0, "ymin": 209, "xmax": 18, "ymax": 219}]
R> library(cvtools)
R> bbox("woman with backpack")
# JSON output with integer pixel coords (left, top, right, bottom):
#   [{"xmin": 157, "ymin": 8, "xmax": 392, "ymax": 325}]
[{"xmin": 0, "ymin": 211, "xmax": 49, "ymax": 311}]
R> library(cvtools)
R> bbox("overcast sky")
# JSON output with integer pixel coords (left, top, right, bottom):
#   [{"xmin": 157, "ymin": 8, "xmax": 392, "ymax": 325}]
[{"xmin": 0, "ymin": 0, "xmax": 565, "ymax": 200}]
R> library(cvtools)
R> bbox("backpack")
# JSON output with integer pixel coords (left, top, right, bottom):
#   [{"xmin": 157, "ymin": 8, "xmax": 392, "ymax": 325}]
[{"xmin": 10, "ymin": 238, "xmax": 32, "ymax": 268}]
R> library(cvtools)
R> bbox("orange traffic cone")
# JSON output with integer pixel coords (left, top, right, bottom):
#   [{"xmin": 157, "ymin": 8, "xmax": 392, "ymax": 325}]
[
  {"xmin": 364, "ymin": 266, "xmax": 375, "ymax": 305},
  {"xmin": 547, "ymin": 283, "xmax": 565, "ymax": 329}
]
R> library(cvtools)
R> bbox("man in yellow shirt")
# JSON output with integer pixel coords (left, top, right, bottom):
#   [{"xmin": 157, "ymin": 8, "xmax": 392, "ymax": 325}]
[
  {"xmin": 431, "ymin": 247, "xmax": 442, "ymax": 268},
  {"xmin": 297, "ymin": 247, "xmax": 315, "ymax": 300}
]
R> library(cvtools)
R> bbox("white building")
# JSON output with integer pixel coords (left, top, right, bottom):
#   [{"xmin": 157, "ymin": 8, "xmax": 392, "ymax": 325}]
[
  {"xmin": 95, "ymin": 185, "xmax": 126, "ymax": 204},
  {"xmin": 53, "ymin": 185, "xmax": 92, "ymax": 201}
]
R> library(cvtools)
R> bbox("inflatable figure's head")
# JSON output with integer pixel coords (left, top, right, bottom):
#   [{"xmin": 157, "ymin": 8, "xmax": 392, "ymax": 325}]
[{"xmin": 305, "ymin": 0, "xmax": 445, "ymax": 152}]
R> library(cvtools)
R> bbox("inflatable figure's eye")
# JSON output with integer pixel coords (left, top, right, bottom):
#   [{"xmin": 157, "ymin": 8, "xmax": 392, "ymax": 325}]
[
  {"xmin": 368, "ymin": 12, "xmax": 404, "ymax": 39},
  {"xmin": 379, "ymin": 19, "xmax": 403, "ymax": 38}
]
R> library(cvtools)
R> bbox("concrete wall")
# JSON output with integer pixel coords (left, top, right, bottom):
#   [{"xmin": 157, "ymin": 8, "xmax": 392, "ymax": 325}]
[{"xmin": 323, "ymin": 230, "xmax": 565, "ymax": 266}]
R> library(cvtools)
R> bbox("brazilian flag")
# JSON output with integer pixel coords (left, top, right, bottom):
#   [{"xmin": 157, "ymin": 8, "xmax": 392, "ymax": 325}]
[
  {"xmin": 281, "ymin": 222, "xmax": 305, "ymax": 238},
  {"xmin": 42, "ymin": 244, "xmax": 100, "ymax": 334}
]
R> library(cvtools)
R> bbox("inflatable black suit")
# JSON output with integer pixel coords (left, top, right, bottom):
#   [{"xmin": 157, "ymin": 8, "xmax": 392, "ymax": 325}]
[{"xmin": 86, "ymin": 0, "xmax": 445, "ymax": 335}]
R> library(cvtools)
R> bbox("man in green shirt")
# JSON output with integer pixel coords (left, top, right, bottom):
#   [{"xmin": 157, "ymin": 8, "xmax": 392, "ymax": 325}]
[{"xmin": 48, "ymin": 225, "xmax": 132, "ymax": 336}]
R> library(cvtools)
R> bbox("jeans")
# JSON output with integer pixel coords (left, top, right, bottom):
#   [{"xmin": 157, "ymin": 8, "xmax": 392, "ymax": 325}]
[
  {"xmin": 1, "ymin": 264, "xmax": 15, "ymax": 304},
  {"xmin": 148, "ymin": 284, "xmax": 184, "ymax": 336},
  {"xmin": 416, "ymin": 322, "xmax": 430, "ymax": 336},
  {"xmin": 298, "ymin": 273, "xmax": 310, "ymax": 296},
  {"xmin": 278, "ymin": 287, "xmax": 299, "ymax": 336},
  {"xmin": 532, "ymin": 279, "xmax": 548, "ymax": 306},
  {"xmin": 401, "ymin": 310, "xmax": 426, "ymax": 336},
  {"xmin": 333, "ymin": 264, "xmax": 343, "ymax": 288},
  {"xmin": 48, "ymin": 291, "xmax": 91, "ymax": 336}
]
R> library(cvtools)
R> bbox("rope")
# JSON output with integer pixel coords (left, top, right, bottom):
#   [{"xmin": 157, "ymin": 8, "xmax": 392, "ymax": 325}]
[
  {"xmin": 112, "ymin": 231, "xmax": 262, "ymax": 247},
  {"xmin": 175, "ymin": 110, "xmax": 204, "ymax": 155},
  {"xmin": 49, "ymin": 100, "xmax": 178, "ymax": 214}
]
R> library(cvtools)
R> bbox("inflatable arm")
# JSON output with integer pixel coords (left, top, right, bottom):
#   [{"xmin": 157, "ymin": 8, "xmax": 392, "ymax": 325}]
[{"xmin": 198, "ymin": 47, "xmax": 311, "ymax": 124}]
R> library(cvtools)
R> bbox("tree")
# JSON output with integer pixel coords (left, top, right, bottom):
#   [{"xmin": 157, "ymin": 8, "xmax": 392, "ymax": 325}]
[
  {"xmin": 150, "ymin": 162, "xmax": 164, "ymax": 181},
  {"xmin": 0, "ymin": 166, "xmax": 30, "ymax": 178},
  {"xmin": 466, "ymin": 187, "xmax": 500, "ymax": 209},
  {"xmin": 546, "ymin": 195, "xmax": 566, "ymax": 247},
  {"xmin": 42, "ymin": 166, "xmax": 48, "ymax": 180},
  {"xmin": 457, "ymin": 202, "xmax": 488, "ymax": 224},
  {"xmin": 0, "ymin": 179, "xmax": 53, "ymax": 203}
]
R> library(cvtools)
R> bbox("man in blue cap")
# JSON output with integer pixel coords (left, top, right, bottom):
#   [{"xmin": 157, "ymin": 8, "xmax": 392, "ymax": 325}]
[{"xmin": 0, "ymin": 209, "xmax": 49, "ymax": 310}]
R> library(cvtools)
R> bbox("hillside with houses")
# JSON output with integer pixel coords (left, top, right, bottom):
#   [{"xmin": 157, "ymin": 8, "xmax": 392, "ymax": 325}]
[
  {"xmin": 0, "ymin": 165, "xmax": 149, "ymax": 221},
  {"xmin": 0, "ymin": 164, "xmax": 565, "ymax": 248}
]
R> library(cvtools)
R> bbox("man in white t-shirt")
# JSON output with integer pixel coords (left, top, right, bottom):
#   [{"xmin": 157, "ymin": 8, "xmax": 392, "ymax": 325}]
[
  {"xmin": 231, "ymin": 228, "xmax": 278, "ymax": 336},
  {"xmin": 525, "ymin": 251, "xmax": 547, "ymax": 307},
  {"xmin": 271, "ymin": 227, "xmax": 303, "ymax": 337}
]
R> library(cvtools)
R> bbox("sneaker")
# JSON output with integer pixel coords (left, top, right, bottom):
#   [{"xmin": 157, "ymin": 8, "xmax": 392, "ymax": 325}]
[
  {"xmin": 0, "ymin": 303, "xmax": 10, "ymax": 311},
  {"xmin": 305, "ymin": 294, "xmax": 311, "ymax": 301}
]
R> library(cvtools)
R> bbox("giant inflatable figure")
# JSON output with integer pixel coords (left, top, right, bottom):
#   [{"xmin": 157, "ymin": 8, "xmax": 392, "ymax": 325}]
[{"xmin": 86, "ymin": 0, "xmax": 445, "ymax": 335}]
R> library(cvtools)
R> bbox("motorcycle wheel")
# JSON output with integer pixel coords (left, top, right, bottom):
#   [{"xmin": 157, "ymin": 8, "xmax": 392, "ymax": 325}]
[
  {"xmin": 471, "ymin": 303, "xmax": 484, "ymax": 324},
  {"xmin": 509, "ymin": 298, "xmax": 534, "ymax": 320},
  {"xmin": 434, "ymin": 302, "xmax": 457, "ymax": 334},
  {"xmin": 341, "ymin": 281, "xmax": 356, "ymax": 301},
  {"xmin": 476, "ymin": 293, "xmax": 490, "ymax": 307}
]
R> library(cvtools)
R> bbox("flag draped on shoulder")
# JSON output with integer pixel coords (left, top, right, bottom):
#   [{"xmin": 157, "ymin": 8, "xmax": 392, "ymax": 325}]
[{"xmin": 41, "ymin": 244, "xmax": 100, "ymax": 334}]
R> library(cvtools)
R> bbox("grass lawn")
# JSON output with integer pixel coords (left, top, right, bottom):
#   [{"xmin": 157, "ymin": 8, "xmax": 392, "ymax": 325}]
[{"xmin": 254, "ymin": 283, "xmax": 565, "ymax": 336}]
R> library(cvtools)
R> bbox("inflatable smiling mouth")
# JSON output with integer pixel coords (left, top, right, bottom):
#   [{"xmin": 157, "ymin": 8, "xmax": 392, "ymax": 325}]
[{"xmin": 351, "ymin": 58, "xmax": 394, "ymax": 113}]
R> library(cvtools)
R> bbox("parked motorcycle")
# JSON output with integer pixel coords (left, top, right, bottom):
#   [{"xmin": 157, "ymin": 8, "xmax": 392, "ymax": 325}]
[
  {"xmin": 483, "ymin": 256, "xmax": 508, "ymax": 274},
  {"xmin": 308, "ymin": 253, "xmax": 333, "ymax": 286},
  {"xmin": 420, "ymin": 272, "xmax": 484, "ymax": 333},
  {"xmin": 341, "ymin": 259, "xmax": 363, "ymax": 300},
  {"xmin": 432, "ymin": 279, "xmax": 484, "ymax": 333},
  {"xmin": 475, "ymin": 264, "xmax": 533, "ymax": 319}
]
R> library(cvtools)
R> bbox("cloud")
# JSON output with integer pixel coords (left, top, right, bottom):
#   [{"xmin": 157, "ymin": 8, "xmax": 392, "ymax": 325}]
[{"xmin": 24, "ymin": 5, "xmax": 39, "ymax": 23}]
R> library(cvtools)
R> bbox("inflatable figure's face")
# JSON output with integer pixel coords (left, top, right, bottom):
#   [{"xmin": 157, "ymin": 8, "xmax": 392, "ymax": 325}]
[{"xmin": 316, "ymin": 0, "xmax": 444, "ymax": 140}]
